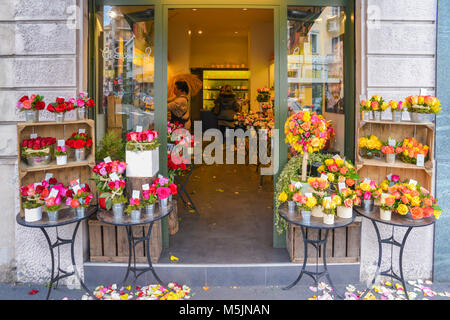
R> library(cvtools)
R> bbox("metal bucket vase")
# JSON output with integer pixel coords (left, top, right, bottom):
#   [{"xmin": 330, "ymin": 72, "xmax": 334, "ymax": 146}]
[
  {"xmin": 392, "ymin": 111, "xmax": 402, "ymax": 122},
  {"xmin": 145, "ymin": 204, "xmax": 155, "ymax": 215},
  {"xmin": 77, "ymin": 108, "xmax": 87, "ymax": 120},
  {"xmin": 112, "ymin": 203, "xmax": 124, "ymax": 220},
  {"xmin": 130, "ymin": 210, "xmax": 141, "ymax": 222},
  {"xmin": 362, "ymin": 199, "xmax": 374, "ymax": 212},
  {"xmin": 301, "ymin": 210, "xmax": 311, "ymax": 223},
  {"xmin": 55, "ymin": 113, "xmax": 65, "ymax": 123},
  {"xmin": 361, "ymin": 111, "xmax": 371, "ymax": 121},
  {"xmin": 411, "ymin": 112, "xmax": 435, "ymax": 123},
  {"xmin": 372, "ymin": 111, "xmax": 382, "ymax": 121},
  {"xmin": 74, "ymin": 148, "xmax": 86, "ymax": 162},
  {"xmin": 47, "ymin": 211, "xmax": 59, "ymax": 222},
  {"xmin": 288, "ymin": 201, "xmax": 296, "ymax": 214},
  {"xmin": 76, "ymin": 207, "xmax": 86, "ymax": 218},
  {"xmin": 25, "ymin": 110, "xmax": 38, "ymax": 123},
  {"xmin": 26, "ymin": 155, "xmax": 51, "ymax": 167},
  {"xmin": 386, "ymin": 153, "xmax": 396, "ymax": 164},
  {"xmin": 159, "ymin": 198, "xmax": 169, "ymax": 209}
]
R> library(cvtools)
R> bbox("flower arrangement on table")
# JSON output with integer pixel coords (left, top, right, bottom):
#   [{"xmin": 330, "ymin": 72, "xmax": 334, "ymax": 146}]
[
  {"xmin": 380, "ymin": 174, "xmax": 400, "ymax": 193},
  {"xmin": 142, "ymin": 185, "xmax": 158, "ymax": 208},
  {"xmin": 17, "ymin": 95, "xmax": 46, "ymax": 122},
  {"xmin": 66, "ymin": 179, "xmax": 94, "ymax": 213},
  {"xmin": 278, "ymin": 183, "xmax": 301, "ymax": 204},
  {"xmin": 46, "ymin": 97, "xmax": 75, "ymax": 121},
  {"xmin": 355, "ymin": 179, "xmax": 382, "ymax": 207},
  {"xmin": 398, "ymin": 137, "xmax": 429, "ymax": 165},
  {"xmin": 44, "ymin": 183, "xmax": 69, "ymax": 214},
  {"xmin": 256, "ymin": 88, "xmax": 271, "ymax": 103},
  {"xmin": 21, "ymin": 137, "xmax": 56, "ymax": 167},
  {"xmin": 152, "ymin": 176, "xmax": 178, "ymax": 203},
  {"xmin": 55, "ymin": 145, "xmax": 68, "ymax": 165},
  {"xmin": 20, "ymin": 184, "xmax": 45, "ymax": 212},
  {"xmin": 124, "ymin": 197, "xmax": 143, "ymax": 215},
  {"xmin": 285, "ymin": 110, "xmax": 332, "ymax": 182},
  {"xmin": 381, "ymin": 140, "xmax": 403, "ymax": 164},
  {"xmin": 404, "ymin": 96, "xmax": 441, "ymax": 115},
  {"xmin": 92, "ymin": 161, "xmax": 127, "ymax": 210},
  {"xmin": 317, "ymin": 157, "xmax": 359, "ymax": 187},
  {"xmin": 126, "ymin": 129, "xmax": 160, "ymax": 178},
  {"xmin": 66, "ymin": 132, "xmax": 93, "ymax": 162},
  {"xmin": 358, "ymin": 135, "xmax": 382, "ymax": 159}
]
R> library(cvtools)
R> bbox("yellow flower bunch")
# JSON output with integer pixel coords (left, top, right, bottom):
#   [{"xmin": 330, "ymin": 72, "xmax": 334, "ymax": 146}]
[
  {"xmin": 305, "ymin": 196, "xmax": 317, "ymax": 209},
  {"xmin": 359, "ymin": 135, "xmax": 382, "ymax": 151}
]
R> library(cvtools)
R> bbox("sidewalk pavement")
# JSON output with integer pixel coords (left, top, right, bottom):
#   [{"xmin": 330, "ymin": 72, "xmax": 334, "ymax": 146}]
[{"xmin": 1, "ymin": 281, "xmax": 450, "ymax": 300}]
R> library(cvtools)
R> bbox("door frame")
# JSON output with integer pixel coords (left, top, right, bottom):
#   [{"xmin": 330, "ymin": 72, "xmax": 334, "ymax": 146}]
[{"xmin": 88, "ymin": 0, "xmax": 355, "ymax": 250}]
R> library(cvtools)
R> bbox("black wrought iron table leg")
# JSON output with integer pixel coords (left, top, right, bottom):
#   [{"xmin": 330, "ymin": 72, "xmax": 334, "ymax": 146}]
[
  {"xmin": 322, "ymin": 230, "xmax": 344, "ymax": 299},
  {"xmin": 398, "ymin": 227, "xmax": 413, "ymax": 300},
  {"xmin": 283, "ymin": 226, "xmax": 308, "ymax": 290},
  {"xmin": 40, "ymin": 227, "xmax": 55, "ymax": 300},
  {"xmin": 70, "ymin": 221, "xmax": 94, "ymax": 297},
  {"xmin": 120, "ymin": 226, "xmax": 134, "ymax": 289},
  {"xmin": 144, "ymin": 223, "xmax": 164, "ymax": 285}
]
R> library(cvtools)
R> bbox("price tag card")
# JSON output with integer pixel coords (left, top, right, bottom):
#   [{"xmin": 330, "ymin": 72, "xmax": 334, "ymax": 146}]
[
  {"xmin": 305, "ymin": 193, "xmax": 313, "ymax": 198},
  {"xmin": 30, "ymin": 133, "xmax": 38, "ymax": 139},
  {"xmin": 110, "ymin": 173, "xmax": 119, "ymax": 181},
  {"xmin": 363, "ymin": 178, "xmax": 371, "ymax": 184},
  {"xmin": 70, "ymin": 179, "xmax": 80, "ymax": 187},
  {"xmin": 320, "ymin": 174, "xmax": 329, "ymax": 181},
  {"xmin": 79, "ymin": 129, "xmax": 86, "ymax": 134},
  {"xmin": 333, "ymin": 154, "xmax": 342, "ymax": 160},
  {"xmin": 34, "ymin": 182, "xmax": 40, "ymax": 188},
  {"xmin": 416, "ymin": 154, "xmax": 425, "ymax": 167},
  {"xmin": 338, "ymin": 182, "xmax": 346, "ymax": 191},
  {"xmin": 388, "ymin": 138, "xmax": 396, "ymax": 147},
  {"xmin": 324, "ymin": 197, "xmax": 332, "ymax": 203},
  {"xmin": 142, "ymin": 184, "xmax": 150, "ymax": 191},
  {"xmin": 44, "ymin": 173, "xmax": 53, "ymax": 181},
  {"xmin": 409, "ymin": 179, "xmax": 418, "ymax": 186},
  {"xmin": 387, "ymin": 174, "xmax": 393, "ymax": 181},
  {"xmin": 136, "ymin": 126, "xmax": 143, "ymax": 133},
  {"xmin": 73, "ymin": 184, "xmax": 81, "ymax": 194},
  {"xmin": 132, "ymin": 190, "xmax": 140, "ymax": 199},
  {"xmin": 420, "ymin": 88, "xmax": 428, "ymax": 96},
  {"xmin": 48, "ymin": 188, "xmax": 59, "ymax": 199},
  {"xmin": 57, "ymin": 139, "xmax": 65, "ymax": 147},
  {"xmin": 104, "ymin": 157, "xmax": 112, "ymax": 163}
]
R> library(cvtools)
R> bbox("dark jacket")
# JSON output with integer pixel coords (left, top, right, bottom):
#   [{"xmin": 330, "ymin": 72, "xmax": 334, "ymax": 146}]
[{"xmin": 213, "ymin": 94, "xmax": 239, "ymax": 122}]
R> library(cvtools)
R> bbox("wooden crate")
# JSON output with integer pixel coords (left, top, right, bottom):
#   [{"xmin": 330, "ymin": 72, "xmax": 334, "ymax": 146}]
[
  {"xmin": 286, "ymin": 220, "xmax": 361, "ymax": 263},
  {"xmin": 17, "ymin": 120, "xmax": 97, "ymax": 218},
  {"xmin": 88, "ymin": 214, "xmax": 162, "ymax": 264}
]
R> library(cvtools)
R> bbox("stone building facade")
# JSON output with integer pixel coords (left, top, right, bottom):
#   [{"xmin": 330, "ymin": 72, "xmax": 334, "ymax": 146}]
[{"xmin": 0, "ymin": 0, "xmax": 447, "ymax": 285}]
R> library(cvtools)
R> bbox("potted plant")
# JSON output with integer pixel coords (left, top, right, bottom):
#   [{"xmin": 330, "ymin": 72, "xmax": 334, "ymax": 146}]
[
  {"xmin": 307, "ymin": 177, "xmax": 330, "ymax": 218},
  {"xmin": 336, "ymin": 188, "xmax": 358, "ymax": 219},
  {"xmin": 389, "ymin": 100, "xmax": 404, "ymax": 122},
  {"xmin": 125, "ymin": 198, "xmax": 143, "ymax": 222},
  {"xmin": 66, "ymin": 180, "xmax": 93, "ymax": 218},
  {"xmin": 356, "ymin": 180, "xmax": 381, "ymax": 212},
  {"xmin": 278, "ymin": 183, "xmax": 300, "ymax": 213},
  {"xmin": 46, "ymin": 97, "xmax": 75, "ymax": 122},
  {"xmin": 17, "ymin": 94, "xmax": 46, "ymax": 123},
  {"xmin": 398, "ymin": 137, "xmax": 429, "ymax": 166},
  {"xmin": 322, "ymin": 196, "xmax": 340, "ymax": 225},
  {"xmin": 381, "ymin": 145, "xmax": 396, "ymax": 164},
  {"xmin": 358, "ymin": 135, "xmax": 382, "ymax": 159},
  {"xmin": 91, "ymin": 160, "xmax": 127, "ymax": 210},
  {"xmin": 44, "ymin": 190, "xmax": 63, "ymax": 222},
  {"xmin": 142, "ymin": 186, "xmax": 157, "ymax": 215},
  {"xmin": 359, "ymin": 99, "xmax": 372, "ymax": 121},
  {"xmin": 20, "ymin": 184, "xmax": 45, "ymax": 222},
  {"xmin": 256, "ymin": 88, "xmax": 271, "ymax": 103},
  {"xmin": 152, "ymin": 176, "xmax": 177, "ymax": 209},
  {"xmin": 380, "ymin": 194, "xmax": 395, "ymax": 221},
  {"xmin": 368, "ymin": 95, "xmax": 385, "ymax": 121},
  {"xmin": 21, "ymin": 137, "xmax": 56, "ymax": 167},
  {"xmin": 317, "ymin": 157, "xmax": 360, "ymax": 191},
  {"xmin": 95, "ymin": 130, "xmax": 125, "ymax": 162},
  {"xmin": 126, "ymin": 129, "xmax": 160, "ymax": 178},
  {"xmin": 66, "ymin": 132, "xmax": 93, "ymax": 162},
  {"xmin": 55, "ymin": 145, "xmax": 68, "ymax": 166},
  {"xmin": 404, "ymin": 95, "xmax": 441, "ymax": 123},
  {"xmin": 73, "ymin": 92, "xmax": 95, "ymax": 120}
]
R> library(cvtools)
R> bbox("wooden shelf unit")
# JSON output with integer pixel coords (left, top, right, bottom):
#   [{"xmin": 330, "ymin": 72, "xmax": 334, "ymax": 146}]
[
  {"xmin": 356, "ymin": 116, "xmax": 436, "ymax": 193},
  {"xmin": 17, "ymin": 120, "xmax": 97, "ymax": 218}
]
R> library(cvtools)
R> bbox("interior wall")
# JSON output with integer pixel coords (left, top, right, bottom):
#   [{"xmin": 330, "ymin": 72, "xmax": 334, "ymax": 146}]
[{"xmin": 167, "ymin": 18, "xmax": 191, "ymax": 83}]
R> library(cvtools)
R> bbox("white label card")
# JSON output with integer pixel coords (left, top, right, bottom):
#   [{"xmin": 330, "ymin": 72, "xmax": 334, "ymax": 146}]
[
  {"xmin": 142, "ymin": 184, "xmax": 150, "ymax": 191},
  {"xmin": 416, "ymin": 154, "xmax": 425, "ymax": 167},
  {"xmin": 45, "ymin": 173, "xmax": 53, "ymax": 181},
  {"xmin": 30, "ymin": 133, "xmax": 38, "ymax": 139},
  {"xmin": 387, "ymin": 174, "xmax": 393, "ymax": 181},
  {"xmin": 57, "ymin": 140, "xmax": 65, "ymax": 147},
  {"xmin": 420, "ymin": 88, "xmax": 428, "ymax": 96},
  {"xmin": 305, "ymin": 193, "xmax": 313, "ymax": 198},
  {"xmin": 338, "ymin": 182, "xmax": 346, "ymax": 191},
  {"xmin": 110, "ymin": 173, "xmax": 119, "ymax": 181},
  {"xmin": 325, "ymin": 197, "xmax": 332, "ymax": 202},
  {"xmin": 79, "ymin": 129, "xmax": 86, "ymax": 134},
  {"xmin": 363, "ymin": 178, "xmax": 371, "ymax": 184},
  {"xmin": 104, "ymin": 157, "xmax": 112, "ymax": 163},
  {"xmin": 320, "ymin": 174, "xmax": 329, "ymax": 181},
  {"xmin": 388, "ymin": 138, "xmax": 396, "ymax": 147},
  {"xmin": 48, "ymin": 188, "xmax": 59, "ymax": 199},
  {"xmin": 409, "ymin": 179, "xmax": 418, "ymax": 186},
  {"xmin": 73, "ymin": 184, "xmax": 81, "ymax": 194},
  {"xmin": 136, "ymin": 126, "xmax": 143, "ymax": 133},
  {"xmin": 132, "ymin": 190, "xmax": 140, "ymax": 199},
  {"xmin": 333, "ymin": 155, "xmax": 342, "ymax": 160}
]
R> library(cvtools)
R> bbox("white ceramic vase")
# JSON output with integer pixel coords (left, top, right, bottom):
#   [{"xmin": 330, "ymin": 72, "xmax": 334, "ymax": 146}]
[{"xmin": 311, "ymin": 206, "xmax": 324, "ymax": 218}]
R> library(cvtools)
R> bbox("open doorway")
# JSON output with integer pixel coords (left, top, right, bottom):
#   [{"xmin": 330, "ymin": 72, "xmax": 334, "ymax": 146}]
[{"xmin": 162, "ymin": 8, "xmax": 288, "ymax": 264}]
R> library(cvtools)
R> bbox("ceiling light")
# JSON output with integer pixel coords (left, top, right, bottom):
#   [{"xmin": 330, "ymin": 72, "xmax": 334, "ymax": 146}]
[
  {"xmin": 243, "ymin": 8, "xmax": 248, "ymax": 11},
  {"xmin": 192, "ymin": 8, "xmax": 197, "ymax": 11},
  {"xmin": 198, "ymin": 30, "xmax": 203, "ymax": 34},
  {"xmin": 188, "ymin": 30, "xmax": 192, "ymax": 35},
  {"xmin": 108, "ymin": 10, "xmax": 118, "ymax": 19}
]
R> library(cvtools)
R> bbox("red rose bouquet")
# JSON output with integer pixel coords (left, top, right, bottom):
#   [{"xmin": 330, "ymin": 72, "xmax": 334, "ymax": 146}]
[
  {"xmin": 92, "ymin": 161, "xmax": 127, "ymax": 209},
  {"xmin": 74, "ymin": 92, "xmax": 96, "ymax": 109},
  {"xmin": 126, "ymin": 129, "xmax": 160, "ymax": 151},
  {"xmin": 17, "ymin": 95, "xmax": 46, "ymax": 112},
  {"xmin": 21, "ymin": 137, "xmax": 56, "ymax": 158},
  {"xmin": 152, "ymin": 176, "xmax": 178, "ymax": 200},
  {"xmin": 65, "ymin": 180, "xmax": 94, "ymax": 208},
  {"xmin": 46, "ymin": 97, "xmax": 75, "ymax": 114},
  {"xmin": 66, "ymin": 132, "xmax": 93, "ymax": 150}
]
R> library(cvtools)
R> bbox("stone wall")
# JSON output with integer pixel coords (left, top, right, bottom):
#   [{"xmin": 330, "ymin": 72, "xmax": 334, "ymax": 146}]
[
  {"xmin": 357, "ymin": 0, "xmax": 438, "ymax": 282},
  {"xmin": 0, "ymin": 0, "xmax": 85, "ymax": 286}
]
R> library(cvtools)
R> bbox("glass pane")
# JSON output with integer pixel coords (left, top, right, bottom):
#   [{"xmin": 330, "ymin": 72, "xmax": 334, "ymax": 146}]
[
  {"xmin": 287, "ymin": 6, "xmax": 345, "ymax": 156},
  {"xmin": 95, "ymin": 5, "xmax": 155, "ymax": 155}
]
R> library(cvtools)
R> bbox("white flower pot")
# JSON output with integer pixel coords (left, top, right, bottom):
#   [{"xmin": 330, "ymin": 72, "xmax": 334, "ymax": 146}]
[
  {"xmin": 337, "ymin": 206, "xmax": 353, "ymax": 219},
  {"xmin": 311, "ymin": 206, "xmax": 324, "ymax": 218},
  {"xmin": 126, "ymin": 148, "xmax": 159, "ymax": 178},
  {"xmin": 323, "ymin": 214, "xmax": 335, "ymax": 225},
  {"xmin": 25, "ymin": 206, "xmax": 42, "ymax": 222},
  {"xmin": 56, "ymin": 155, "xmax": 67, "ymax": 165},
  {"xmin": 380, "ymin": 209, "xmax": 392, "ymax": 221}
]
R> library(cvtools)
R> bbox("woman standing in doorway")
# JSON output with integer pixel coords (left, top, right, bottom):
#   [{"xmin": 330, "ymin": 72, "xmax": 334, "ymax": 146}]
[
  {"xmin": 168, "ymin": 81, "xmax": 191, "ymax": 130},
  {"xmin": 213, "ymin": 85, "xmax": 240, "ymax": 136}
]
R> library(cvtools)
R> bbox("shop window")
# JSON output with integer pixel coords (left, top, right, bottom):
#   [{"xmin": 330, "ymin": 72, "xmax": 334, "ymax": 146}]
[
  {"xmin": 94, "ymin": 5, "xmax": 155, "ymax": 147},
  {"xmin": 287, "ymin": 6, "xmax": 346, "ymax": 156}
]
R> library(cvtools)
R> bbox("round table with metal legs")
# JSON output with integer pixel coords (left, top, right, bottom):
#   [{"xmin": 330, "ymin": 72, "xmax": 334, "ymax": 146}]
[
  {"xmin": 96, "ymin": 203, "xmax": 172, "ymax": 289},
  {"xmin": 355, "ymin": 206, "xmax": 435, "ymax": 300},
  {"xmin": 16, "ymin": 206, "xmax": 97, "ymax": 300},
  {"xmin": 279, "ymin": 204, "xmax": 356, "ymax": 299}
]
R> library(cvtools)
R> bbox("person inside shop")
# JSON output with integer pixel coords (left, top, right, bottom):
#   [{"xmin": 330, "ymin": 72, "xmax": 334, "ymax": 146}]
[
  {"xmin": 213, "ymin": 84, "xmax": 240, "ymax": 137},
  {"xmin": 168, "ymin": 80, "xmax": 191, "ymax": 131}
]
